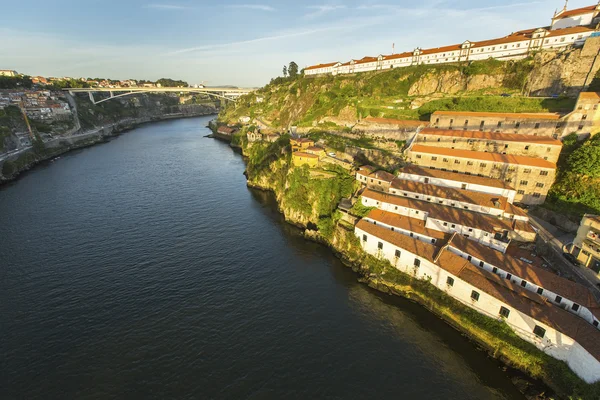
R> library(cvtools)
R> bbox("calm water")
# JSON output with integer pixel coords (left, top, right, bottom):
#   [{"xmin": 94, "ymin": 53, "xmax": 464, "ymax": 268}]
[{"xmin": 0, "ymin": 117, "xmax": 525, "ymax": 399}]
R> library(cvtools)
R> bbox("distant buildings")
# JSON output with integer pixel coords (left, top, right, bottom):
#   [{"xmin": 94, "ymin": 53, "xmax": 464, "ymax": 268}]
[
  {"xmin": 0, "ymin": 70, "xmax": 18, "ymax": 77},
  {"xmin": 305, "ymin": 3, "xmax": 600, "ymax": 76}
]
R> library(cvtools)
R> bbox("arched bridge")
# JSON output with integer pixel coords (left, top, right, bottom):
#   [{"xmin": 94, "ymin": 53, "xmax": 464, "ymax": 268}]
[{"xmin": 65, "ymin": 87, "xmax": 255, "ymax": 105}]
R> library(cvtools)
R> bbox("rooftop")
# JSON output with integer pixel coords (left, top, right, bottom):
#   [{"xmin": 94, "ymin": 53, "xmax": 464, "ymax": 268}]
[
  {"xmin": 420, "ymin": 128, "xmax": 563, "ymax": 146},
  {"xmin": 554, "ymin": 5, "xmax": 598, "ymax": 20},
  {"xmin": 410, "ymin": 145, "xmax": 557, "ymax": 170},
  {"xmin": 370, "ymin": 170, "xmax": 396, "ymax": 182},
  {"xmin": 365, "ymin": 209, "xmax": 451, "ymax": 241},
  {"xmin": 362, "ymin": 189, "xmax": 515, "ymax": 233},
  {"xmin": 293, "ymin": 152, "xmax": 319, "ymax": 159},
  {"xmin": 363, "ymin": 117, "xmax": 426, "ymax": 127},
  {"xmin": 400, "ymin": 164, "xmax": 515, "ymax": 190},
  {"xmin": 390, "ymin": 178, "xmax": 509, "ymax": 211},
  {"xmin": 305, "ymin": 62, "xmax": 340, "ymax": 70},
  {"xmin": 431, "ymin": 110, "xmax": 562, "ymax": 120}
]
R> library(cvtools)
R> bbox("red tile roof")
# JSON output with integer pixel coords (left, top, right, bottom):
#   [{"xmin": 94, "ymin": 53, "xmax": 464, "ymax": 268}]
[
  {"xmin": 432, "ymin": 110, "xmax": 562, "ymax": 120},
  {"xmin": 390, "ymin": 178, "xmax": 509, "ymax": 210},
  {"xmin": 400, "ymin": 164, "xmax": 515, "ymax": 190},
  {"xmin": 362, "ymin": 189, "xmax": 515, "ymax": 233},
  {"xmin": 579, "ymin": 92, "xmax": 600, "ymax": 100},
  {"xmin": 365, "ymin": 209, "xmax": 451, "ymax": 241},
  {"xmin": 364, "ymin": 117, "xmax": 425, "ymax": 127},
  {"xmin": 546, "ymin": 26, "xmax": 596, "ymax": 37},
  {"xmin": 410, "ymin": 145, "xmax": 557, "ymax": 170},
  {"xmin": 293, "ymin": 152, "xmax": 319, "ymax": 159},
  {"xmin": 420, "ymin": 128, "xmax": 563, "ymax": 146},
  {"xmin": 553, "ymin": 5, "xmax": 598, "ymax": 20},
  {"xmin": 305, "ymin": 62, "xmax": 339, "ymax": 71}
]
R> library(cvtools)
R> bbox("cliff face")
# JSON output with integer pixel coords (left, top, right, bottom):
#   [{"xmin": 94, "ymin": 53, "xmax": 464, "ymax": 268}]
[{"xmin": 221, "ymin": 40, "xmax": 600, "ymax": 130}]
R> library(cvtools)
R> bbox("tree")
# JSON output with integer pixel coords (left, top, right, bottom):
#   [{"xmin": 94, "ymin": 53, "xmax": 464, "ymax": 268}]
[
  {"xmin": 568, "ymin": 137, "xmax": 600, "ymax": 178},
  {"xmin": 288, "ymin": 61, "xmax": 299, "ymax": 78},
  {"xmin": 282, "ymin": 65, "xmax": 288, "ymax": 77}
]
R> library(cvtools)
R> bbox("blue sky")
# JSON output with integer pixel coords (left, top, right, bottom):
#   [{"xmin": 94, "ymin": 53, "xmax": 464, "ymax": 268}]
[{"xmin": 0, "ymin": 0, "xmax": 592, "ymax": 86}]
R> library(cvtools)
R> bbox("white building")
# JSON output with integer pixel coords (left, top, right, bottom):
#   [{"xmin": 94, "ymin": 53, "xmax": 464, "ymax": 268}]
[
  {"xmin": 355, "ymin": 218, "xmax": 600, "ymax": 383},
  {"xmin": 305, "ymin": 3, "xmax": 599, "ymax": 77}
]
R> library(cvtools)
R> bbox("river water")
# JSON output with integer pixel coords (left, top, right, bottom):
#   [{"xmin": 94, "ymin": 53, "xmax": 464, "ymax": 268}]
[{"xmin": 0, "ymin": 117, "xmax": 525, "ymax": 399}]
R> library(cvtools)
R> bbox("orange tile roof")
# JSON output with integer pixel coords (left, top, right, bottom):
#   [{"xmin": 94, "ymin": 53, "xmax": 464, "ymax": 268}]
[
  {"xmin": 293, "ymin": 152, "xmax": 319, "ymax": 159},
  {"xmin": 382, "ymin": 51, "xmax": 413, "ymax": 60},
  {"xmin": 306, "ymin": 146, "xmax": 323, "ymax": 152},
  {"xmin": 449, "ymin": 234, "xmax": 598, "ymax": 308},
  {"xmin": 546, "ymin": 26, "xmax": 596, "ymax": 37},
  {"xmin": 365, "ymin": 209, "xmax": 451, "ymax": 241},
  {"xmin": 420, "ymin": 43, "xmax": 462, "ymax": 56},
  {"xmin": 400, "ymin": 164, "xmax": 515, "ymax": 190},
  {"xmin": 431, "ymin": 110, "xmax": 562, "ymax": 120},
  {"xmin": 364, "ymin": 117, "xmax": 425, "ymax": 127},
  {"xmin": 504, "ymin": 202, "xmax": 528, "ymax": 218},
  {"xmin": 358, "ymin": 165, "xmax": 377, "ymax": 175},
  {"xmin": 579, "ymin": 92, "xmax": 600, "ymax": 100},
  {"xmin": 553, "ymin": 5, "xmax": 598, "ymax": 20},
  {"xmin": 362, "ymin": 189, "xmax": 515, "ymax": 233},
  {"xmin": 471, "ymin": 34, "xmax": 531, "ymax": 48},
  {"xmin": 357, "ymin": 218, "xmax": 600, "ymax": 361},
  {"xmin": 305, "ymin": 62, "xmax": 339, "ymax": 71},
  {"xmin": 390, "ymin": 178, "xmax": 509, "ymax": 210},
  {"xmin": 370, "ymin": 171, "xmax": 396, "ymax": 182},
  {"xmin": 420, "ymin": 128, "xmax": 563, "ymax": 145},
  {"xmin": 410, "ymin": 144, "xmax": 557, "ymax": 169}
]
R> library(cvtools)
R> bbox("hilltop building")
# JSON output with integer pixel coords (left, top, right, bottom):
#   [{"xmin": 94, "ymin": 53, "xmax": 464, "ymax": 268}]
[
  {"xmin": 570, "ymin": 214, "xmax": 600, "ymax": 272},
  {"xmin": 0, "ymin": 70, "xmax": 18, "ymax": 77},
  {"xmin": 305, "ymin": 3, "xmax": 600, "ymax": 77}
]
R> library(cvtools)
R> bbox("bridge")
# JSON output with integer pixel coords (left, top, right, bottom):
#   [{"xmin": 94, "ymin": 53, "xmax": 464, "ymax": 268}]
[{"xmin": 65, "ymin": 87, "xmax": 255, "ymax": 105}]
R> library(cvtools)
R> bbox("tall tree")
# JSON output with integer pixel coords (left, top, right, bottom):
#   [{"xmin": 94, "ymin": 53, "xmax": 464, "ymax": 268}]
[
  {"xmin": 288, "ymin": 61, "xmax": 299, "ymax": 78},
  {"xmin": 282, "ymin": 65, "xmax": 288, "ymax": 77}
]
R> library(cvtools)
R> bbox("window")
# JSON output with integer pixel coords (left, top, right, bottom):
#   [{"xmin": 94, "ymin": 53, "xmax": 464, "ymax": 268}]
[
  {"xmin": 516, "ymin": 122, "xmax": 521, "ymax": 129},
  {"xmin": 479, "ymin": 121, "xmax": 485, "ymax": 131},
  {"xmin": 416, "ymin": 155, "xmax": 422, "ymax": 159},
  {"xmin": 454, "ymin": 160, "xmax": 460, "ymax": 164},
  {"xmin": 521, "ymin": 280, "xmax": 527, "ymax": 288},
  {"xmin": 471, "ymin": 291, "xmax": 480, "ymax": 301},
  {"xmin": 467, "ymin": 256, "xmax": 472, "ymax": 261},
  {"xmin": 499, "ymin": 306, "xmax": 510, "ymax": 318},
  {"xmin": 362, "ymin": 235, "xmax": 367, "ymax": 242},
  {"xmin": 378, "ymin": 242, "xmax": 383, "ymax": 250},
  {"xmin": 431, "ymin": 156, "xmax": 437, "ymax": 161},
  {"xmin": 540, "ymin": 171, "xmax": 549, "ymax": 176},
  {"xmin": 524, "ymin": 145, "xmax": 529, "ymax": 151},
  {"xmin": 533, "ymin": 325, "xmax": 546, "ymax": 338},
  {"xmin": 414, "ymin": 258, "xmax": 421, "ymax": 267},
  {"xmin": 533, "ymin": 193, "xmax": 541, "ymax": 198},
  {"xmin": 479, "ymin": 261, "xmax": 484, "ymax": 267},
  {"xmin": 443, "ymin": 158, "xmax": 449, "ymax": 163},
  {"xmin": 572, "ymin": 303, "xmax": 580, "ymax": 312},
  {"xmin": 497, "ymin": 121, "xmax": 502, "ymax": 128},
  {"xmin": 517, "ymin": 190, "xmax": 525, "ymax": 195},
  {"xmin": 492, "ymin": 267, "xmax": 498, "ymax": 273},
  {"xmin": 536, "ymin": 183, "xmax": 545, "ymax": 188},
  {"xmin": 520, "ymin": 180, "xmax": 528, "ymax": 186},
  {"xmin": 431, "ymin": 239, "xmax": 436, "ymax": 244},
  {"xmin": 506, "ymin": 274, "xmax": 512, "ymax": 280},
  {"xmin": 534, "ymin": 123, "xmax": 540, "ymax": 129},
  {"xmin": 537, "ymin": 288, "xmax": 544, "ymax": 295},
  {"xmin": 480, "ymin": 163, "xmax": 487, "ymax": 168},
  {"xmin": 467, "ymin": 161, "xmax": 473, "ymax": 166},
  {"xmin": 523, "ymin": 168, "xmax": 531, "ymax": 173},
  {"xmin": 447, "ymin": 277, "xmax": 454, "ymax": 287},
  {"xmin": 504, "ymin": 144, "xmax": 509, "ymax": 149},
  {"xmin": 555, "ymin": 295, "xmax": 562, "ymax": 304},
  {"xmin": 395, "ymin": 249, "xmax": 401, "ymax": 258}
]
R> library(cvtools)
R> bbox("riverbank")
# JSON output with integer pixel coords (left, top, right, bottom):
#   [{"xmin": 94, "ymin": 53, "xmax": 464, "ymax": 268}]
[
  {"xmin": 226, "ymin": 135, "xmax": 600, "ymax": 400},
  {"xmin": 0, "ymin": 112, "xmax": 216, "ymax": 185}
]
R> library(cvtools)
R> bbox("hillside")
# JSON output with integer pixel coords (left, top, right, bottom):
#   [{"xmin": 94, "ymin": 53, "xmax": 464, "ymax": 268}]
[{"xmin": 219, "ymin": 41, "xmax": 600, "ymax": 130}]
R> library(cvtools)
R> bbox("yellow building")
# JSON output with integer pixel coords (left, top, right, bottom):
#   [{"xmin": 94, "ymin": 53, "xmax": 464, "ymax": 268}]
[
  {"xmin": 290, "ymin": 138, "xmax": 315, "ymax": 152},
  {"xmin": 305, "ymin": 145, "xmax": 325, "ymax": 158},
  {"xmin": 415, "ymin": 128, "xmax": 563, "ymax": 163},
  {"xmin": 571, "ymin": 214, "xmax": 600, "ymax": 272},
  {"xmin": 407, "ymin": 144, "xmax": 557, "ymax": 205},
  {"xmin": 430, "ymin": 111, "xmax": 561, "ymax": 137},
  {"xmin": 560, "ymin": 92, "xmax": 600, "ymax": 137},
  {"xmin": 292, "ymin": 152, "xmax": 319, "ymax": 168}
]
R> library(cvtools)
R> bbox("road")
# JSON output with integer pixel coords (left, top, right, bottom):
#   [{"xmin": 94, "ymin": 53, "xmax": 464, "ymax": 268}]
[{"xmin": 527, "ymin": 213, "xmax": 600, "ymax": 301}]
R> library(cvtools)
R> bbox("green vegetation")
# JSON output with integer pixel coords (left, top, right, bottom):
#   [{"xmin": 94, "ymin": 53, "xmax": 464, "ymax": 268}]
[
  {"xmin": 0, "ymin": 75, "xmax": 33, "ymax": 89},
  {"xmin": 546, "ymin": 134, "xmax": 600, "ymax": 218},
  {"xmin": 156, "ymin": 78, "xmax": 188, "ymax": 87},
  {"xmin": 417, "ymin": 95, "xmax": 575, "ymax": 121},
  {"xmin": 220, "ymin": 57, "xmax": 571, "ymax": 129},
  {"xmin": 348, "ymin": 197, "xmax": 375, "ymax": 217}
]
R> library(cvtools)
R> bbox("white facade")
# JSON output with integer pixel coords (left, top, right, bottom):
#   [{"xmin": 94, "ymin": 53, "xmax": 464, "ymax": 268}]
[
  {"xmin": 361, "ymin": 194, "xmax": 511, "ymax": 253},
  {"xmin": 355, "ymin": 223, "xmax": 600, "ymax": 383}
]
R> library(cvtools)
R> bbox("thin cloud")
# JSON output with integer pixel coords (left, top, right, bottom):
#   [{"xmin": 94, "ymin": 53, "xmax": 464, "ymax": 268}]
[
  {"xmin": 145, "ymin": 4, "xmax": 188, "ymax": 10},
  {"xmin": 305, "ymin": 5, "xmax": 347, "ymax": 19},
  {"xmin": 227, "ymin": 4, "xmax": 276, "ymax": 12}
]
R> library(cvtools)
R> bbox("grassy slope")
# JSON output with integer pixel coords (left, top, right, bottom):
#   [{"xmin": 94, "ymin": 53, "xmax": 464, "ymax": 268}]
[{"xmin": 220, "ymin": 58, "xmax": 575, "ymax": 129}]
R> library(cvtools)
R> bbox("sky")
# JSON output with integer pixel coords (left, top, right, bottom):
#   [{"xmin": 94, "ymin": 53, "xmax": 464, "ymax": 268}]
[{"xmin": 0, "ymin": 0, "xmax": 593, "ymax": 87}]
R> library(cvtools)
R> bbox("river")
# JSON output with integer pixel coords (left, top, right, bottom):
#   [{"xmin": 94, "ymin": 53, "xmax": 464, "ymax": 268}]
[{"xmin": 0, "ymin": 117, "xmax": 526, "ymax": 399}]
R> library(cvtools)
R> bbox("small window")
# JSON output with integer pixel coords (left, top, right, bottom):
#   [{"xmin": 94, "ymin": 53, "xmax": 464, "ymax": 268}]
[
  {"xmin": 520, "ymin": 180, "xmax": 528, "ymax": 186},
  {"xmin": 492, "ymin": 267, "xmax": 498, "ymax": 273},
  {"xmin": 536, "ymin": 183, "xmax": 544, "ymax": 188},
  {"xmin": 521, "ymin": 280, "xmax": 527, "ymax": 287},
  {"xmin": 555, "ymin": 295, "xmax": 562, "ymax": 304},
  {"xmin": 467, "ymin": 256, "xmax": 472, "ymax": 261},
  {"xmin": 395, "ymin": 249, "xmax": 401, "ymax": 258},
  {"xmin": 533, "ymin": 325, "xmax": 546, "ymax": 338},
  {"xmin": 572, "ymin": 303, "xmax": 580, "ymax": 312},
  {"xmin": 471, "ymin": 291, "xmax": 480, "ymax": 301},
  {"xmin": 447, "ymin": 277, "xmax": 454, "ymax": 287},
  {"xmin": 378, "ymin": 242, "xmax": 383, "ymax": 250},
  {"xmin": 414, "ymin": 258, "xmax": 421, "ymax": 267},
  {"xmin": 534, "ymin": 123, "xmax": 540, "ymax": 129},
  {"xmin": 540, "ymin": 171, "xmax": 549, "ymax": 176},
  {"xmin": 537, "ymin": 288, "xmax": 544, "ymax": 295},
  {"xmin": 594, "ymin": 320, "xmax": 599, "ymax": 327},
  {"xmin": 516, "ymin": 122, "xmax": 521, "ymax": 129},
  {"xmin": 479, "ymin": 261, "xmax": 484, "ymax": 267},
  {"xmin": 533, "ymin": 193, "xmax": 541, "ymax": 198},
  {"xmin": 362, "ymin": 235, "xmax": 367, "ymax": 242},
  {"xmin": 524, "ymin": 145, "xmax": 530, "ymax": 150},
  {"xmin": 480, "ymin": 163, "xmax": 487, "ymax": 168},
  {"xmin": 499, "ymin": 306, "xmax": 510, "ymax": 318},
  {"xmin": 454, "ymin": 160, "xmax": 460, "ymax": 164},
  {"xmin": 517, "ymin": 190, "xmax": 525, "ymax": 195},
  {"xmin": 506, "ymin": 273, "xmax": 512, "ymax": 280},
  {"xmin": 416, "ymin": 155, "xmax": 422, "ymax": 159}
]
